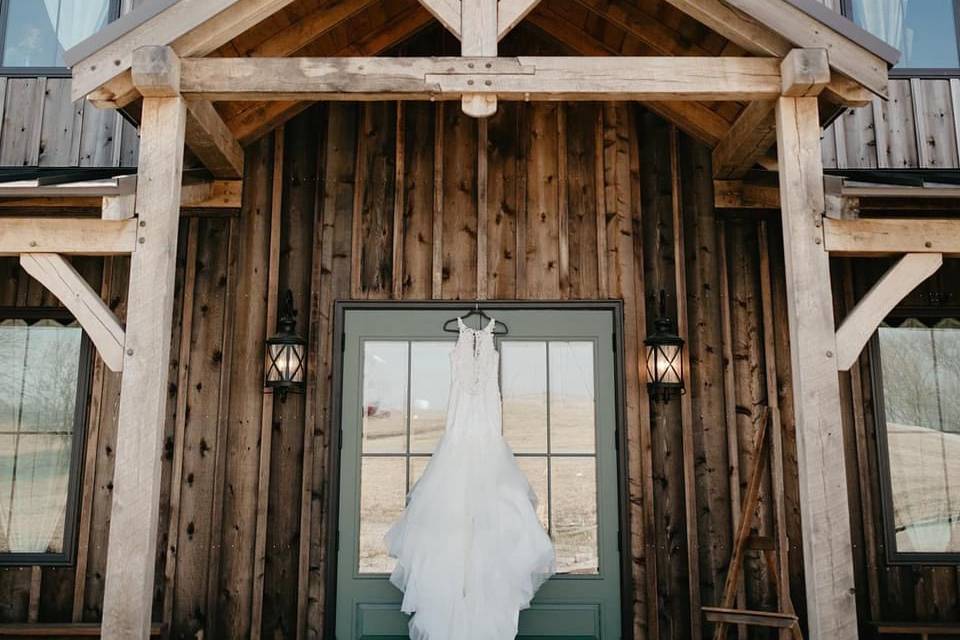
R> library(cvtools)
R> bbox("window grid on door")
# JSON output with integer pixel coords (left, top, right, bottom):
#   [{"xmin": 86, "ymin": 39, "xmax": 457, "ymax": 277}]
[{"xmin": 358, "ymin": 338, "xmax": 599, "ymax": 576}]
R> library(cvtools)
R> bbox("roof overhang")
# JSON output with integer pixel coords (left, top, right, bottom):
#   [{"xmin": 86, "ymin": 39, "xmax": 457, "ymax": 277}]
[{"xmin": 66, "ymin": 0, "xmax": 898, "ymax": 106}]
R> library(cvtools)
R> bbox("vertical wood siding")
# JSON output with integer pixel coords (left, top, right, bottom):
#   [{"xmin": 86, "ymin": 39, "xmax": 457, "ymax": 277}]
[
  {"xmin": 7, "ymin": 100, "xmax": 946, "ymax": 639},
  {"xmin": 0, "ymin": 77, "xmax": 136, "ymax": 169}
]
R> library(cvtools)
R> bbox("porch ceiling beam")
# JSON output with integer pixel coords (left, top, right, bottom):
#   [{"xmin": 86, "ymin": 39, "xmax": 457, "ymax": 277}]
[
  {"xmin": 0, "ymin": 218, "xmax": 138, "ymax": 255},
  {"xmin": 177, "ymin": 56, "xmax": 783, "ymax": 102},
  {"xmin": 69, "ymin": 0, "xmax": 299, "ymax": 103},
  {"xmin": 660, "ymin": 0, "xmax": 876, "ymax": 106},
  {"xmin": 185, "ymin": 100, "xmax": 245, "ymax": 179},
  {"xmin": 524, "ymin": 8, "xmax": 730, "ymax": 145},
  {"xmin": 775, "ymin": 92, "xmax": 858, "ymax": 639},
  {"xmin": 712, "ymin": 101, "xmax": 776, "ymax": 179},
  {"xmin": 713, "ymin": 49, "xmax": 829, "ymax": 179},
  {"xmin": 835, "ymin": 253, "xmax": 943, "ymax": 371},
  {"xmin": 723, "ymin": 0, "xmax": 888, "ymax": 98},
  {"xmin": 19, "ymin": 253, "xmax": 126, "ymax": 372},
  {"xmin": 823, "ymin": 218, "xmax": 960, "ymax": 256},
  {"xmin": 132, "ymin": 46, "xmax": 244, "ymax": 179},
  {"xmin": 418, "ymin": 0, "xmax": 462, "ymax": 38},
  {"xmin": 497, "ymin": 0, "xmax": 541, "ymax": 39}
]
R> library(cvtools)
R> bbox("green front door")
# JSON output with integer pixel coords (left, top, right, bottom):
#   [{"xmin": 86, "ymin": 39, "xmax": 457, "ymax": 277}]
[{"xmin": 334, "ymin": 304, "xmax": 624, "ymax": 639}]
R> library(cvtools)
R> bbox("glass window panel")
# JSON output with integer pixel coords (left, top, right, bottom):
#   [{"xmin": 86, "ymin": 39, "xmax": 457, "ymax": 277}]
[
  {"xmin": 501, "ymin": 342, "xmax": 547, "ymax": 454},
  {"xmin": 549, "ymin": 341, "xmax": 596, "ymax": 454},
  {"xmin": 516, "ymin": 456, "xmax": 548, "ymax": 531},
  {"xmin": 410, "ymin": 341, "xmax": 453, "ymax": 453},
  {"xmin": 409, "ymin": 456, "xmax": 430, "ymax": 493},
  {"xmin": 851, "ymin": 0, "xmax": 960, "ymax": 69},
  {"xmin": 361, "ymin": 341, "xmax": 408, "ymax": 454},
  {"xmin": 879, "ymin": 322, "xmax": 960, "ymax": 554},
  {"xmin": 359, "ymin": 457, "xmax": 405, "ymax": 574},
  {"xmin": 2, "ymin": 0, "xmax": 113, "ymax": 68},
  {"xmin": 0, "ymin": 320, "xmax": 82, "ymax": 556},
  {"xmin": 551, "ymin": 457, "xmax": 598, "ymax": 574}
]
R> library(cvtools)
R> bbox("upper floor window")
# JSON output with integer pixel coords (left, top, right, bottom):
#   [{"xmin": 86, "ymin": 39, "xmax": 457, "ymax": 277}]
[
  {"xmin": 847, "ymin": 0, "xmax": 960, "ymax": 73},
  {"xmin": 875, "ymin": 317, "xmax": 960, "ymax": 562},
  {"xmin": 0, "ymin": 0, "xmax": 118, "ymax": 73},
  {"xmin": 0, "ymin": 311, "xmax": 91, "ymax": 565}
]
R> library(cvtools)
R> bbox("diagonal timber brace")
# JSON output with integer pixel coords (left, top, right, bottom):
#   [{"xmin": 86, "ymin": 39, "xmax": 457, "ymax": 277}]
[
  {"xmin": 19, "ymin": 253, "xmax": 126, "ymax": 372},
  {"xmin": 835, "ymin": 252, "xmax": 943, "ymax": 371}
]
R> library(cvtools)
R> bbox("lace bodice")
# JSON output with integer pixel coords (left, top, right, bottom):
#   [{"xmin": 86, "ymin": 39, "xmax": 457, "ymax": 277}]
[{"xmin": 451, "ymin": 317, "xmax": 500, "ymax": 395}]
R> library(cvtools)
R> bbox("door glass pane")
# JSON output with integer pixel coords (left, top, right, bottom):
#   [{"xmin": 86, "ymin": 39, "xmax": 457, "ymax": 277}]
[
  {"xmin": 517, "ymin": 456, "xmax": 548, "ymax": 531},
  {"xmin": 551, "ymin": 457, "xmax": 598, "ymax": 574},
  {"xmin": 359, "ymin": 457, "xmax": 405, "ymax": 574},
  {"xmin": 362, "ymin": 342, "xmax": 407, "ymax": 454},
  {"xmin": 502, "ymin": 342, "xmax": 547, "ymax": 453},
  {"xmin": 410, "ymin": 341, "xmax": 453, "ymax": 453},
  {"xmin": 2, "ymin": 0, "xmax": 113, "ymax": 68},
  {"xmin": 549, "ymin": 341, "xmax": 596, "ymax": 454},
  {"xmin": 879, "ymin": 320, "xmax": 960, "ymax": 554}
]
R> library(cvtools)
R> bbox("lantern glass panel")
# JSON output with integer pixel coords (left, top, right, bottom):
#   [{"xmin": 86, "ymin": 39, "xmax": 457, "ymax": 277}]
[
  {"xmin": 266, "ymin": 342, "xmax": 305, "ymax": 384},
  {"xmin": 658, "ymin": 344, "xmax": 682, "ymax": 386}
]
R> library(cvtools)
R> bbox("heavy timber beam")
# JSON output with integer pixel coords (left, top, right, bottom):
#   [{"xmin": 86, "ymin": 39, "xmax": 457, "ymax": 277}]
[
  {"xmin": 101, "ymin": 95, "xmax": 187, "ymax": 640},
  {"xmin": 69, "ymin": 0, "xmax": 299, "ymax": 102},
  {"xmin": 660, "ymin": 0, "xmax": 874, "ymax": 106},
  {"xmin": 179, "ymin": 56, "xmax": 782, "ymax": 101},
  {"xmin": 835, "ymin": 253, "xmax": 943, "ymax": 371},
  {"xmin": 0, "ymin": 218, "xmax": 137, "ymax": 255},
  {"xmin": 776, "ymin": 92, "xmax": 858, "ymax": 639},
  {"xmin": 19, "ymin": 253, "xmax": 126, "ymax": 372},
  {"xmin": 132, "ymin": 46, "xmax": 244, "ymax": 179},
  {"xmin": 824, "ymin": 218, "xmax": 960, "ymax": 256},
  {"xmin": 497, "ymin": 0, "xmax": 541, "ymax": 39},
  {"xmin": 713, "ymin": 50, "xmax": 829, "ymax": 179}
]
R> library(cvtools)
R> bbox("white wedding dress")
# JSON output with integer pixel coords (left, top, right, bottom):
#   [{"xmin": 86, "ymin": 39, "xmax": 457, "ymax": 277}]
[{"xmin": 385, "ymin": 317, "xmax": 556, "ymax": 640}]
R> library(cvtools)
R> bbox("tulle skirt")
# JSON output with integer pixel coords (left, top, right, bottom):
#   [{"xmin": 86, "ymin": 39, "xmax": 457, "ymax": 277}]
[{"xmin": 384, "ymin": 394, "xmax": 556, "ymax": 640}]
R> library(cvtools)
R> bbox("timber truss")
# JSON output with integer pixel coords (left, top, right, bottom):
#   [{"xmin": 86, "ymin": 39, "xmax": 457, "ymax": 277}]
[{"xmin": 0, "ymin": 0, "xmax": 952, "ymax": 638}]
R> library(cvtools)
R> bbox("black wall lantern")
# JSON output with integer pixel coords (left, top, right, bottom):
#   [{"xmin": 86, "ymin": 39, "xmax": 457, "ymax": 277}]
[
  {"xmin": 645, "ymin": 290, "xmax": 684, "ymax": 403},
  {"xmin": 265, "ymin": 290, "xmax": 306, "ymax": 400}
]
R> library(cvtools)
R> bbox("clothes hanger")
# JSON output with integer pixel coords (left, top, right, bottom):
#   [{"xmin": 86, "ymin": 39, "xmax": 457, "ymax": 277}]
[{"xmin": 442, "ymin": 302, "xmax": 509, "ymax": 335}]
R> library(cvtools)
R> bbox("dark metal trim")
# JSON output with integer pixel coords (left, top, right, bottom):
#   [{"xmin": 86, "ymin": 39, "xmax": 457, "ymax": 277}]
[
  {"xmin": 0, "ymin": 0, "xmax": 121, "ymax": 75},
  {"xmin": 0, "ymin": 306, "xmax": 93, "ymax": 567},
  {"xmin": 839, "ymin": 0, "xmax": 960, "ymax": 74},
  {"xmin": 324, "ymin": 299, "xmax": 632, "ymax": 640},
  {"xmin": 63, "ymin": 0, "xmax": 178, "ymax": 67},
  {"xmin": 785, "ymin": 0, "xmax": 901, "ymax": 66}
]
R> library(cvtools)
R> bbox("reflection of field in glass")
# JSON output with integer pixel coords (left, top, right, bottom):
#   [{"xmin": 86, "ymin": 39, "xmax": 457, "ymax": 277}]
[
  {"xmin": 358, "ymin": 457, "xmax": 404, "ymax": 574},
  {"xmin": 552, "ymin": 458, "xmax": 598, "ymax": 574},
  {"xmin": 0, "ymin": 435, "xmax": 71, "ymax": 553},
  {"xmin": 357, "ymin": 339, "xmax": 599, "ymax": 575},
  {"xmin": 888, "ymin": 423, "xmax": 960, "ymax": 553}
]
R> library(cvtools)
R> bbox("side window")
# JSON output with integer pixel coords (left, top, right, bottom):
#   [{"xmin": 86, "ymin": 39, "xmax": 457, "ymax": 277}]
[
  {"xmin": 0, "ymin": 0, "xmax": 118, "ymax": 73},
  {"xmin": 874, "ymin": 318, "xmax": 960, "ymax": 561},
  {"xmin": 846, "ymin": 0, "xmax": 960, "ymax": 73},
  {"xmin": 0, "ymin": 312, "xmax": 91, "ymax": 565}
]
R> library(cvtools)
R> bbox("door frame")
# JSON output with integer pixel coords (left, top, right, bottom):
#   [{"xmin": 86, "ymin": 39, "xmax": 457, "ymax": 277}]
[{"xmin": 325, "ymin": 300, "xmax": 633, "ymax": 639}]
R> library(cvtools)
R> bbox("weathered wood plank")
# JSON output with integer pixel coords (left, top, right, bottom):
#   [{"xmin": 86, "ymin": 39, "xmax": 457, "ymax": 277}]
[
  {"xmin": 440, "ymin": 104, "xmax": 477, "ymax": 299},
  {"xmin": 563, "ymin": 103, "xmax": 599, "ymax": 300},
  {"xmin": 523, "ymin": 103, "xmax": 560, "ymax": 299},
  {"xmin": 485, "ymin": 102, "xmax": 520, "ymax": 299},
  {"xmin": 306, "ymin": 103, "xmax": 358, "ymax": 638},
  {"xmin": 401, "ymin": 102, "xmax": 436, "ymax": 300},
  {"xmin": 216, "ymin": 135, "xmax": 273, "ymax": 639},
  {"xmin": 0, "ymin": 78, "xmax": 45, "ymax": 167},
  {"xmin": 101, "ymin": 95, "xmax": 186, "ymax": 639},
  {"xmin": 179, "ymin": 56, "xmax": 783, "ymax": 102},
  {"xmin": 776, "ymin": 94, "xmax": 857, "ymax": 639}
]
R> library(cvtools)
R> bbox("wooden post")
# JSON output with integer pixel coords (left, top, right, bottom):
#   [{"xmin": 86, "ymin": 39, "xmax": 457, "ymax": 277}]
[
  {"xmin": 775, "ymin": 91, "xmax": 857, "ymax": 639},
  {"xmin": 100, "ymin": 62, "xmax": 187, "ymax": 636}
]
